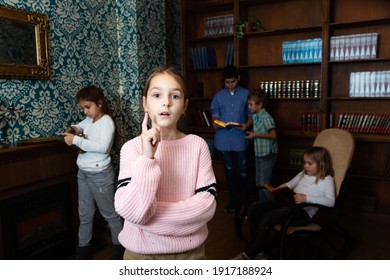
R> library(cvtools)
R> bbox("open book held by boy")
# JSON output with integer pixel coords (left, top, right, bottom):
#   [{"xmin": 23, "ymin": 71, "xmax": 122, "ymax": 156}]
[{"xmin": 213, "ymin": 119, "xmax": 242, "ymax": 129}]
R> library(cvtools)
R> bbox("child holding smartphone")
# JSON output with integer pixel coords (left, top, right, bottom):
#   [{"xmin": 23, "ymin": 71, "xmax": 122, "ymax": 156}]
[{"xmin": 63, "ymin": 85, "xmax": 123, "ymax": 260}]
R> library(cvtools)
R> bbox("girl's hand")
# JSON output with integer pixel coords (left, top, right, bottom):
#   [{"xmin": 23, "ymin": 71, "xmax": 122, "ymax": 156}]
[
  {"xmin": 63, "ymin": 133, "xmax": 75, "ymax": 146},
  {"xmin": 64, "ymin": 126, "xmax": 77, "ymax": 134},
  {"xmin": 141, "ymin": 112, "xmax": 160, "ymax": 159},
  {"xmin": 293, "ymin": 193, "xmax": 307, "ymax": 204}
]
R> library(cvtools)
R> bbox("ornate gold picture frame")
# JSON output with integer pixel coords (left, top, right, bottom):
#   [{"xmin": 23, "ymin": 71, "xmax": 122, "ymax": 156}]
[{"xmin": 0, "ymin": 5, "xmax": 50, "ymax": 80}]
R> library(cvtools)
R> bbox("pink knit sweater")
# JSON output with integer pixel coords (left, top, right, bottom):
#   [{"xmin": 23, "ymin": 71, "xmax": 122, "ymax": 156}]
[{"xmin": 115, "ymin": 134, "xmax": 217, "ymax": 254}]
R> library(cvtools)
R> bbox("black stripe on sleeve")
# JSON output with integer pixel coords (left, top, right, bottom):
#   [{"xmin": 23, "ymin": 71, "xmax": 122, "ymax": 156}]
[
  {"xmin": 117, "ymin": 177, "xmax": 132, "ymax": 189},
  {"xmin": 195, "ymin": 183, "xmax": 217, "ymax": 199}
]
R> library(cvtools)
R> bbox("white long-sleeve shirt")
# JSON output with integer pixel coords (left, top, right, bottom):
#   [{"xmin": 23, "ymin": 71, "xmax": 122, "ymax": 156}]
[
  {"xmin": 72, "ymin": 114, "xmax": 114, "ymax": 172},
  {"xmin": 283, "ymin": 171, "xmax": 335, "ymax": 218}
]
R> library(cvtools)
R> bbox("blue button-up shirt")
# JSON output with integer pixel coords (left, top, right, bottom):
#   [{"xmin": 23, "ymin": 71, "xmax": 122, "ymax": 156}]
[{"xmin": 211, "ymin": 86, "xmax": 252, "ymax": 151}]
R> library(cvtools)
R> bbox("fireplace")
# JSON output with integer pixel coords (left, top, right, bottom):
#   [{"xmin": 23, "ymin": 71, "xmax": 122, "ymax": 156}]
[{"xmin": 0, "ymin": 182, "xmax": 75, "ymax": 259}]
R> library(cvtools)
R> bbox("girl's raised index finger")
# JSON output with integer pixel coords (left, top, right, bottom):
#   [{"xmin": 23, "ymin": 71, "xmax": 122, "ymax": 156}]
[{"xmin": 142, "ymin": 112, "xmax": 149, "ymax": 132}]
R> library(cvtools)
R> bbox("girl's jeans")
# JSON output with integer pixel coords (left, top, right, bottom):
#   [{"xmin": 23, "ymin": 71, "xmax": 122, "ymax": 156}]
[{"xmin": 77, "ymin": 165, "xmax": 122, "ymax": 247}]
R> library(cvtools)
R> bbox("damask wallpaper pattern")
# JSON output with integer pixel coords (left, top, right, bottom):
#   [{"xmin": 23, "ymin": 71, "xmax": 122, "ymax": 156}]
[{"xmin": 0, "ymin": 0, "xmax": 181, "ymax": 168}]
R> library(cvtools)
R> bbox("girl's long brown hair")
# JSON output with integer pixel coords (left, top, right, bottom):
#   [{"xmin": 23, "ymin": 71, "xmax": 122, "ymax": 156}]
[{"xmin": 303, "ymin": 146, "xmax": 334, "ymax": 183}]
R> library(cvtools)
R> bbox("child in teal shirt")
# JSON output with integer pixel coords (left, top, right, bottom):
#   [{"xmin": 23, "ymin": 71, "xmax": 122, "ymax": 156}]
[{"xmin": 246, "ymin": 89, "xmax": 278, "ymax": 201}]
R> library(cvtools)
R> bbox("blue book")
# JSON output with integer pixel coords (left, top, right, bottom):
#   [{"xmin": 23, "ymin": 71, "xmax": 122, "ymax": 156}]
[
  {"xmin": 224, "ymin": 43, "xmax": 234, "ymax": 66},
  {"xmin": 206, "ymin": 47, "xmax": 217, "ymax": 68}
]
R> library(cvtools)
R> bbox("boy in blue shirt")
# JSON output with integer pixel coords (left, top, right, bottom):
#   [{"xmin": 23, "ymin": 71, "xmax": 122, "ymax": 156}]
[{"xmin": 211, "ymin": 65, "xmax": 253, "ymax": 212}]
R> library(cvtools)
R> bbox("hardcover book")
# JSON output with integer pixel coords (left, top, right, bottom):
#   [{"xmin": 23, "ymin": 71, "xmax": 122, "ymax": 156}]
[
  {"xmin": 213, "ymin": 119, "xmax": 242, "ymax": 129},
  {"xmin": 264, "ymin": 184, "xmax": 295, "ymax": 204}
]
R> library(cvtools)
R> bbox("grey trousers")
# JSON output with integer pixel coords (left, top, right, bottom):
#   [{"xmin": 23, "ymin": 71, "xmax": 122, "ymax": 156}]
[{"xmin": 77, "ymin": 165, "xmax": 122, "ymax": 247}]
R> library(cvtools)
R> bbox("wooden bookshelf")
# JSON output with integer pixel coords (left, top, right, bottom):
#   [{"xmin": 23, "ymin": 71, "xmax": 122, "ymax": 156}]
[{"xmin": 181, "ymin": 0, "xmax": 390, "ymax": 214}]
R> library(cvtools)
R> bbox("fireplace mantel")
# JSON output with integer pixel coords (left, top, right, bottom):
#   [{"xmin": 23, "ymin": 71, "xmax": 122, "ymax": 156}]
[
  {"xmin": 0, "ymin": 141, "xmax": 79, "ymax": 259},
  {"xmin": 0, "ymin": 141, "xmax": 78, "ymax": 198}
]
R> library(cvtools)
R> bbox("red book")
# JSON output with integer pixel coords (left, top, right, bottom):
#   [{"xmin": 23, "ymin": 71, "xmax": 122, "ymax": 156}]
[
  {"xmin": 350, "ymin": 113, "xmax": 359, "ymax": 132},
  {"xmin": 343, "ymin": 113, "xmax": 352, "ymax": 131},
  {"xmin": 373, "ymin": 114, "xmax": 384, "ymax": 134},
  {"xmin": 363, "ymin": 114, "xmax": 374, "ymax": 133},
  {"xmin": 354, "ymin": 113, "xmax": 364, "ymax": 133},
  {"xmin": 315, "ymin": 112, "xmax": 320, "ymax": 131},
  {"xmin": 337, "ymin": 113, "xmax": 344, "ymax": 128},
  {"xmin": 368, "ymin": 114, "xmax": 379, "ymax": 133},
  {"xmin": 358, "ymin": 113, "xmax": 369, "ymax": 133},
  {"xmin": 301, "ymin": 113, "xmax": 306, "ymax": 130},
  {"xmin": 382, "ymin": 115, "xmax": 390, "ymax": 134}
]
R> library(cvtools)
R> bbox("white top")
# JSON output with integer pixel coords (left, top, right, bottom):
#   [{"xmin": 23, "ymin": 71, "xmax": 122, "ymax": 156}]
[
  {"xmin": 72, "ymin": 114, "xmax": 114, "ymax": 172},
  {"xmin": 283, "ymin": 171, "xmax": 336, "ymax": 218}
]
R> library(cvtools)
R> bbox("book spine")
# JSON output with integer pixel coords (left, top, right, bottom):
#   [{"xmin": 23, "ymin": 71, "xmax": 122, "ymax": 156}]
[
  {"xmin": 197, "ymin": 110, "xmax": 206, "ymax": 127},
  {"xmin": 201, "ymin": 110, "xmax": 211, "ymax": 127}
]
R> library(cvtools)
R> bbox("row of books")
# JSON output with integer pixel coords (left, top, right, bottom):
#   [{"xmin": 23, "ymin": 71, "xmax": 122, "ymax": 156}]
[
  {"xmin": 190, "ymin": 47, "xmax": 216, "ymax": 69},
  {"xmin": 192, "ymin": 110, "xmax": 213, "ymax": 127},
  {"xmin": 204, "ymin": 14, "xmax": 234, "ymax": 37},
  {"xmin": 330, "ymin": 33, "xmax": 378, "ymax": 61},
  {"xmin": 190, "ymin": 44, "xmax": 234, "ymax": 69},
  {"xmin": 301, "ymin": 112, "xmax": 321, "ymax": 131},
  {"xmin": 259, "ymin": 80, "xmax": 320, "ymax": 99},
  {"xmin": 282, "ymin": 38, "xmax": 322, "ymax": 64},
  {"xmin": 350, "ymin": 71, "xmax": 390, "ymax": 97},
  {"xmin": 336, "ymin": 113, "xmax": 390, "ymax": 134}
]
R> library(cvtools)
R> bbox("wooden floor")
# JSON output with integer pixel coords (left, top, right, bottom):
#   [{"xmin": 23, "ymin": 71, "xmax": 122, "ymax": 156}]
[{"xmin": 79, "ymin": 189, "xmax": 390, "ymax": 260}]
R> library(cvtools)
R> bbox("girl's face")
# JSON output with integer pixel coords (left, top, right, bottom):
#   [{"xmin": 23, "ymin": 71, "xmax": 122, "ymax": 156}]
[
  {"xmin": 248, "ymin": 100, "xmax": 263, "ymax": 113},
  {"xmin": 79, "ymin": 99, "xmax": 103, "ymax": 122},
  {"xmin": 303, "ymin": 154, "xmax": 318, "ymax": 176},
  {"xmin": 143, "ymin": 73, "xmax": 188, "ymax": 129}
]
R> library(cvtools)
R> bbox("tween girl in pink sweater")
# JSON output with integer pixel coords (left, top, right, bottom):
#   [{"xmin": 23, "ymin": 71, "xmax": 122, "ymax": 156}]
[{"xmin": 115, "ymin": 67, "xmax": 217, "ymax": 260}]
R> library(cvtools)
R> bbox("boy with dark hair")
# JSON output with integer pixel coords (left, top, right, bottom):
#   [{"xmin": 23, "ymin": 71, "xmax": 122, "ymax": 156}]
[{"xmin": 211, "ymin": 65, "xmax": 253, "ymax": 212}]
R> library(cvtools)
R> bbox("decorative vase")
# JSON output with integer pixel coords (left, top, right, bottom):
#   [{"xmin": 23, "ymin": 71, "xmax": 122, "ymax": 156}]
[{"xmin": 244, "ymin": 22, "xmax": 253, "ymax": 33}]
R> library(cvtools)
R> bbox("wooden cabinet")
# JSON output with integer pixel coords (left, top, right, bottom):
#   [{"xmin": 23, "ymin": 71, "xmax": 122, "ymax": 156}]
[
  {"xmin": 181, "ymin": 0, "xmax": 390, "ymax": 214},
  {"xmin": 0, "ymin": 142, "xmax": 78, "ymax": 259}
]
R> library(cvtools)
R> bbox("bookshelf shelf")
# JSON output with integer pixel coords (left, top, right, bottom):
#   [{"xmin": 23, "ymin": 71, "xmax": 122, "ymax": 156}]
[
  {"xmin": 329, "ymin": 18, "xmax": 390, "ymax": 28},
  {"xmin": 241, "ymin": 25, "xmax": 323, "ymax": 39},
  {"xmin": 187, "ymin": 35, "xmax": 234, "ymax": 44},
  {"xmin": 187, "ymin": 68, "xmax": 224, "ymax": 73},
  {"xmin": 270, "ymin": 98, "xmax": 320, "ymax": 101},
  {"xmin": 239, "ymin": 62, "xmax": 321, "ymax": 69},
  {"xmin": 329, "ymin": 58, "xmax": 390, "ymax": 64},
  {"xmin": 327, "ymin": 97, "xmax": 390, "ymax": 100}
]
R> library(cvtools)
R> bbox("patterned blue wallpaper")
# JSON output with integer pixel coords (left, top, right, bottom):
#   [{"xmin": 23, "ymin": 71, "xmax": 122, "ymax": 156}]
[{"xmin": 0, "ymin": 0, "xmax": 181, "ymax": 168}]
